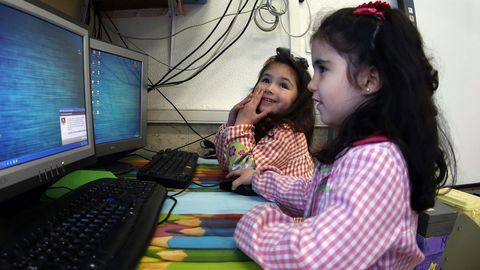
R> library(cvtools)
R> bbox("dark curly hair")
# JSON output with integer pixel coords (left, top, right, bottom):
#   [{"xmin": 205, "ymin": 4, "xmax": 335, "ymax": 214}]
[
  {"xmin": 253, "ymin": 48, "xmax": 315, "ymax": 147},
  {"xmin": 310, "ymin": 8, "xmax": 456, "ymax": 212}
]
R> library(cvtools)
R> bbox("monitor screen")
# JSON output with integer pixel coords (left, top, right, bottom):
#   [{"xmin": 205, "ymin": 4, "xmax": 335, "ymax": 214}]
[
  {"xmin": 0, "ymin": 0, "xmax": 94, "ymax": 204},
  {"xmin": 89, "ymin": 38, "xmax": 148, "ymax": 174}
]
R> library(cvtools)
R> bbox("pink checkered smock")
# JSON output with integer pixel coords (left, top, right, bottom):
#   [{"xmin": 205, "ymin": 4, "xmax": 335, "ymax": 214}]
[
  {"xmin": 215, "ymin": 123, "xmax": 314, "ymax": 178},
  {"xmin": 234, "ymin": 138, "xmax": 424, "ymax": 269}
]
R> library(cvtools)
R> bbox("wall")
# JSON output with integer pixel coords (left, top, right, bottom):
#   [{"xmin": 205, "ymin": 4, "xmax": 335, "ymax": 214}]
[{"xmin": 413, "ymin": 0, "xmax": 480, "ymax": 185}]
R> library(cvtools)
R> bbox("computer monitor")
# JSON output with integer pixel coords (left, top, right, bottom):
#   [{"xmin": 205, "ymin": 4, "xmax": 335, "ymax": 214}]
[
  {"xmin": 0, "ymin": 0, "xmax": 95, "ymax": 206},
  {"xmin": 89, "ymin": 38, "xmax": 148, "ymax": 174}
]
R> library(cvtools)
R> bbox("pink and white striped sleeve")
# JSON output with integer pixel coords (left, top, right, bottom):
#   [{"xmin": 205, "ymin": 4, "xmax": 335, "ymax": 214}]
[{"xmin": 252, "ymin": 165, "xmax": 313, "ymax": 216}]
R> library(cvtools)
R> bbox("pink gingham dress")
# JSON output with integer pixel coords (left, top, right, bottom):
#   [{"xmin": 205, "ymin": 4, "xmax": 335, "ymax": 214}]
[
  {"xmin": 234, "ymin": 137, "xmax": 424, "ymax": 269},
  {"xmin": 215, "ymin": 123, "xmax": 314, "ymax": 178}
]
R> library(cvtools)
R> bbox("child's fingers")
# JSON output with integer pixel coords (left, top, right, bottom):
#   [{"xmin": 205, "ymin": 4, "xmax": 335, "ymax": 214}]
[
  {"xmin": 226, "ymin": 170, "xmax": 240, "ymax": 179},
  {"xmin": 257, "ymin": 110, "xmax": 270, "ymax": 119},
  {"xmin": 250, "ymin": 88, "xmax": 264, "ymax": 105},
  {"xmin": 231, "ymin": 177, "xmax": 246, "ymax": 190}
]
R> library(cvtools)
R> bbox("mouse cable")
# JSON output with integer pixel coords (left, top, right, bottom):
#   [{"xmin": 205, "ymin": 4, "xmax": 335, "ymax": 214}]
[
  {"xmin": 157, "ymin": 195, "xmax": 177, "ymax": 224},
  {"xmin": 192, "ymin": 182, "xmax": 219, "ymax": 188}
]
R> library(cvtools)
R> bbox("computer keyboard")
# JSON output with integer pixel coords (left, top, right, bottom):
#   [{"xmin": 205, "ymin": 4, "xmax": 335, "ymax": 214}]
[
  {"xmin": 137, "ymin": 149, "xmax": 199, "ymax": 189},
  {"xmin": 0, "ymin": 178, "xmax": 167, "ymax": 270}
]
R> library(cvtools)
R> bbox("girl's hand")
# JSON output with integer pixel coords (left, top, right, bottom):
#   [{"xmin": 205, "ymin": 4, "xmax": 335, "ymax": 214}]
[
  {"xmin": 235, "ymin": 87, "xmax": 269, "ymax": 125},
  {"xmin": 226, "ymin": 94, "xmax": 252, "ymax": 126},
  {"xmin": 226, "ymin": 168, "xmax": 255, "ymax": 190}
]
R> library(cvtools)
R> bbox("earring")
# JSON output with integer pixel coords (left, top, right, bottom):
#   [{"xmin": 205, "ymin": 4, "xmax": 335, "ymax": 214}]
[{"xmin": 366, "ymin": 87, "xmax": 371, "ymax": 92}]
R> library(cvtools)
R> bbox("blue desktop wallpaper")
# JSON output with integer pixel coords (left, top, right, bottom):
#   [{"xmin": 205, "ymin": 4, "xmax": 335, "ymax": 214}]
[
  {"xmin": 0, "ymin": 4, "xmax": 86, "ymax": 163},
  {"xmin": 90, "ymin": 49, "xmax": 142, "ymax": 144}
]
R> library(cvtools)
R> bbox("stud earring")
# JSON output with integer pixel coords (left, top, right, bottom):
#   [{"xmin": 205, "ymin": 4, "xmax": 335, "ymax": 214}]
[{"xmin": 366, "ymin": 87, "xmax": 371, "ymax": 92}]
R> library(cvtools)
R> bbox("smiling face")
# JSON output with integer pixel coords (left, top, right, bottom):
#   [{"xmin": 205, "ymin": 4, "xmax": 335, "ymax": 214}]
[
  {"xmin": 307, "ymin": 39, "xmax": 367, "ymax": 127},
  {"xmin": 255, "ymin": 62, "xmax": 298, "ymax": 116}
]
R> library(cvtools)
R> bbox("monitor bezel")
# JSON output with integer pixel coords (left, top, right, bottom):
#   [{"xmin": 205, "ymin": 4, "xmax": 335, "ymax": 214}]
[
  {"xmin": 0, "ymin": 0, "xmax": 95, "ymax": 204},
  {"xmin": 89, "ymin": 38, "xmax": 148, "ymax": 159}
]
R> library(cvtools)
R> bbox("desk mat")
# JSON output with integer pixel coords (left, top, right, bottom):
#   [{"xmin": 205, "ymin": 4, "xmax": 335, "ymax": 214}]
[{"xmin": 120, "ymin": 155, "xmax": 263, "ymax": 270}]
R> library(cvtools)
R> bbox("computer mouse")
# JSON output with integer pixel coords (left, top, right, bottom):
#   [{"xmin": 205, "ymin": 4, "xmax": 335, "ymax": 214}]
[{"xmin": 219, "ymin": 179, "xmax": 257, "ymax": 196}]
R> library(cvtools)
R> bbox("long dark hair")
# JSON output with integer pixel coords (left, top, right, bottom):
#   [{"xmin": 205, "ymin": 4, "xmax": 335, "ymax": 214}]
[
  {"xmin": 253, "ymin": 48, "xmax": 315, "ymax": 146},
  {"xmin": 311, "ymin": 8, "xmax": 456, "ymax": 212}
]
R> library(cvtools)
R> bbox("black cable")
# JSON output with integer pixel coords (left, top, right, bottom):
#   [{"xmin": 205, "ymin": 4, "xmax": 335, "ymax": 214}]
[
  {"xmin": 102, "ymin": 8, "xmax": 129, "ymax": 48},
  {"xmin": 91, "ymin": 0, "xmax": 98, "ymax": 38},
  {"xmin": 148, "ymin": 75, "xmax": 212, "ymax": 144},
  {"xmin": 157, "ymin": 195, "xmax": 177, "ymax": 224},
  {"xmin": 192, "ymin": 182, "xmax": 219, "ymax": 188},
  {"xmin": 125, "ymin": 153, "xmax": 152, "ymax": 161},
  {"xmin": 156, "ymin": 0, "xmax": 250, "ymax": 86},
  {"xmin": 99, "ymin": 17, "xmax": 113, "ymax": 43},
  {"xmin": 141, "ymin": 147, "xmax": 157, "ymax": 153},
  {"xmin": 149, "ymin": 0, "xmax": 260, "ymax": 88},
  {"xmin": 169, "ymin": 187, "xmax": 188, "ymax": 197},
  {"xmin": 149, "ymin": 0, "xmax": 234, "ymax": 90},
  {"xmin": 173, "ymin": 131, "xmax": 216, "ymax": 151},
  {"xmin": 155, "ymin": 89, "xmax": 207, "ymax": 139}
]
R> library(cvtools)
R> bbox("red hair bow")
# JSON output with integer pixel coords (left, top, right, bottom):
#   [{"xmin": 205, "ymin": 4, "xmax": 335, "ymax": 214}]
[{"xmin": 353, "ymin": 1, "xmax": 391, "ymax": 20}]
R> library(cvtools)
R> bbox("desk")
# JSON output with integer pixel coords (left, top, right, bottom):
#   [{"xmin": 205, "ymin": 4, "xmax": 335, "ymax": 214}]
[{"xmin": 120, "ymin": 154, "xmax": 265, "ymax": 270}]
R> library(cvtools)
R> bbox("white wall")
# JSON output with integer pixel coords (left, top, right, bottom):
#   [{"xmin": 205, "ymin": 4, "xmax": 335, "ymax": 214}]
[
  {"xmin": 108, "ymin": 0, "xmax": 479, "ymax": 185},
  {"xmin": 414, "ymin": 0, "xmax": 480, "ymax": 186}
]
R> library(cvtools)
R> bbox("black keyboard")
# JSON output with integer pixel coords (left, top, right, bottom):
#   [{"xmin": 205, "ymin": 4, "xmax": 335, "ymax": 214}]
[
  {"xmin": 0, "ymin": 178, "xmax": 167, "ymax": 270},
  {"xmin": 137, "ymin": 149, "xmax": 199, "ymax": 189}
]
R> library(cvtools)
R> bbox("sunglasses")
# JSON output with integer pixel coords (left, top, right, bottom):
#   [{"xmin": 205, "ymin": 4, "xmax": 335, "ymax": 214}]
[{"xmin": 276, "ymin": 47, "xmax": 309, "ymax": 70}]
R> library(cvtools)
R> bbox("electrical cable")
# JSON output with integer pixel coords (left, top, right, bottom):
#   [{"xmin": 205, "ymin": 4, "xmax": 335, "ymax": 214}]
[
  {"xmin": 149, "ymin": 0, "xmax": 260, "ymax": 89},
  {"xmin": 154, "ymin": 88, "xmax": 205, "ymax": 140},
  {"xmin": 192, "ymin": 182, "xmax": 219, "ymax": 188},
  {"xmin": 253, "ymin": 0, "xmax": 281, "ymax": 32},
  {"xmin": 154, "ymin": 0, "xmax": 248, "ymax": 87},
  {"xmin": 125, "ymin": 0, "xmax": 251, "ymax": 76},
  {"xmin": 279, "ymin": 0, "xmax": 311, "ymax": 38},
  {"xmin": 113, "ymin": 9, "xmax": 255, "ymax": 41},
  {"xmin": 125, "ymin": 153, "xmax": 152, "ymax": 161},
  {"xmin": 141, "ymin": 147, "xmax": 157, "ymax": 153},
  {"xmin": 157, "ymin": 195, "xmax": 177, "ymax": 224},
  {"xmin": 147, "ymin": 78, "xmax": 211, "ymax": 144},
  {"xmin": 149, "ymin": 0, "xmax": 235, "ymax": 89},
  {"xmin": 173, "ymin": 131, "xmax": 216, "ymax": 151},
  {"xmin": 102, "ymin": 9, "xmax": 129, "ymax": 48}
]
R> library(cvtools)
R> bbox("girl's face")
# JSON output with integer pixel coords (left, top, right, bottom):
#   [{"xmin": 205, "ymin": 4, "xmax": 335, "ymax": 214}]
[
  {"xmin": 255, "ymin": 62, "xmax": 298, "ymax": 116},
  {"xmin": 308, "ymin": 39, "xmax": 367, "ymax": 127}
]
